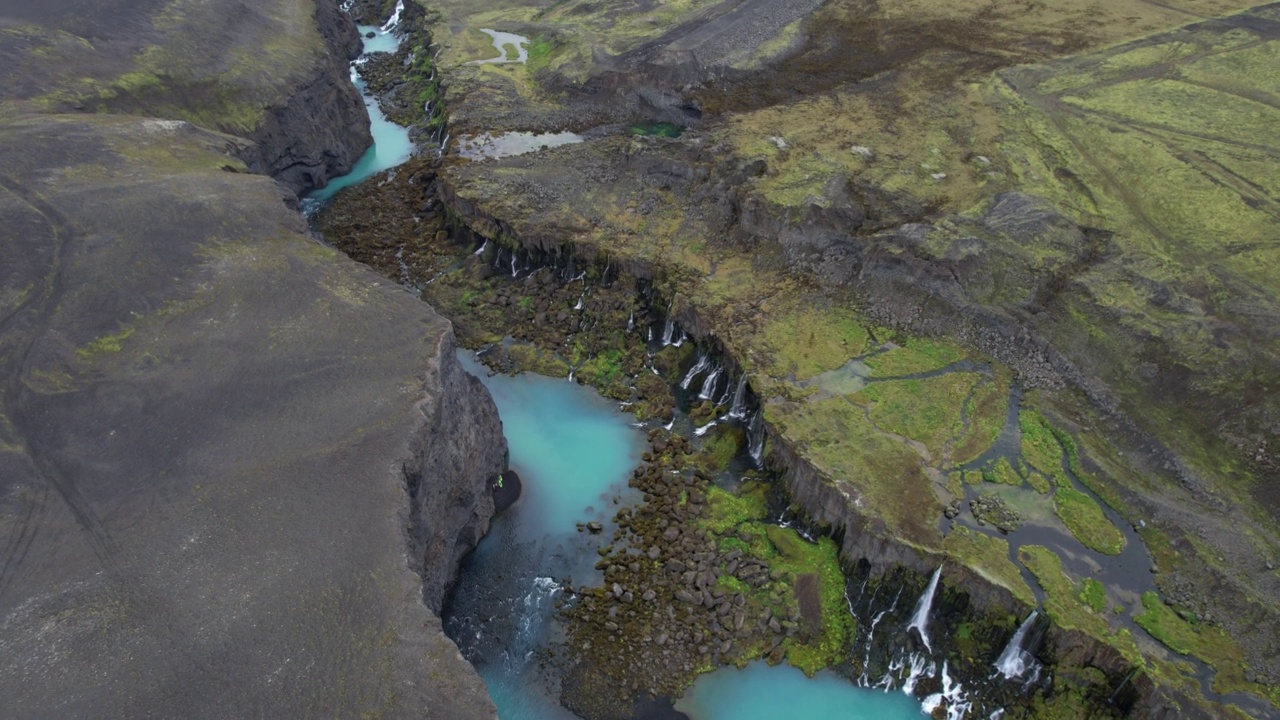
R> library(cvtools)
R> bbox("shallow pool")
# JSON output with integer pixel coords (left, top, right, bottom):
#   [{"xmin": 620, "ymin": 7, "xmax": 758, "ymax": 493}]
[{"xmin": 676, "ymin": 662, "xmax": 924, "ymax": 720}]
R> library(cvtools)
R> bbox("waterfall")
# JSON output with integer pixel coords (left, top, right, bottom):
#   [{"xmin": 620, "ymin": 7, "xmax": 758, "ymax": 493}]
[
  {"xmin": 697, "ymin": 364, "xmax": 721, "ymax": 400},
  {"xmin": 901, "ymin": 653, "xmax": 935, "ymax": 695},
  {"xmin": 920, "ymin": 661, "xmax": 971, "ymax": 720},
  {"xmin": 381, "ymin": 0, "xmax": 404, "ymax": 31},
  {"xmin": 681, "ymin": 353, "xmax": 711, "ymax": 389},
  {"xmin": 573, "ymin": 295, "xmax": 584, "ymax": 311},
  {"xmin": 728, "ymin": 376, "xmax": 749, "ymax": 419},
  {"xmin": 907, "ymin": 567, "xmax": 942, "ymax": 653},
  {"xmin": 510, "ymin": 253, "xmax": 518, "ymax": 277},
  {"xmin": 661, "ymin": 317, "xmax": 677, "ymax": 346},
  {"xmin": 473, "ymin": 239, "xmax": 488, "ymax": 256},
  {"xmin": 694, "ymin": 420, "xmax": 717, "ymax": 437},
  {"xmin": 747, "ymin": 410, "xmax": 765, "ymax": 465},
  {"xmin": 994, "ymin": 611, "xmax": 1042, "ymax": 681},
  {"xmin": 626, "ymin": 312, "xmax": 635, "ymax": 333},
  {"xmin": 716, "ymin": 375, "xmax": 735, "ymax": 406}
]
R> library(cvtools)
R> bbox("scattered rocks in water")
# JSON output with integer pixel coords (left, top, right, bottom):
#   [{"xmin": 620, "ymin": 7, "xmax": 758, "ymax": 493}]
[{"xmin": 970, "ymin": 493, "xmax": 1021, "ymax": 534}]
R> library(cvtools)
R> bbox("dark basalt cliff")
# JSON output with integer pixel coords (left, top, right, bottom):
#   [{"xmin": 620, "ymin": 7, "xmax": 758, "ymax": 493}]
[{"xmin": 239, "ymin": 0, "xmax": 374, "ymax": 193}]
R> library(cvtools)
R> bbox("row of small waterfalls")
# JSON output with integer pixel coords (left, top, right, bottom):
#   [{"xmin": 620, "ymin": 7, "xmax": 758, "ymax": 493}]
[{"xmin": 459, "ymin": 241, "xmax": 1056, "ymax": 719}]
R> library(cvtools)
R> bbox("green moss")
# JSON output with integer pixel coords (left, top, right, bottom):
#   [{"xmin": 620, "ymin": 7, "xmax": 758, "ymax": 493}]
[
  {"xmin": 76, "ymin": 326, "xmax": 136, "ymax": 358},
  {"xmin": 701, "ymin": 426, "xmax": 745, "ymax": 471},
  {"xmin": 863, "ymin": 337, "xmax": 963, "ymax": 377},
  {"xmin": 1020, "ymin": 410, "xmax": 1068, "ymax": 486},
  {"xmin": 762, "ymin": 526, "xmax": 856, "ymax": 676},
  {"xmin": 1018, "ymin": 545, "xmax": 1141, "ymax": 665},
  {"xmin": 768, "ymin": 396, "xmax": 941, "ymax": 547},
  {"xmin": 1079, "ymin": 578, "xmax": 1107, "ymax": 613},
  {"xmin": 1134, "ymin": 591, "xmax": 1276, "ymax": 704},
  {"xmin": 942, "ymin": 526, "xmax": 1036, "ymax": 607},
  {"xmin": 701, "ymin": 483, "xmax": 769, "ymax": 535},
  {"xmin": 758, "ymin": 304, "xmax": 868, "ymax": 379},
  {"xmin": 949, "ymin": 367, "xmax": 1010, "ymax": 465},
  {"xmin": 982, "ymin": 456, "xmax": 1022, "ymax": 486},
  {"xmin": 1053, "ymin": 486, "xmax": 1125, "ymax": 556},
  {"xmin": 855, "ymin": 372, "xmax": 983, "ymax": 460}
]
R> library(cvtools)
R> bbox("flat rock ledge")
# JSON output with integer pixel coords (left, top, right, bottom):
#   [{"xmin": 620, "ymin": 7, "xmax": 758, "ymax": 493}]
[{"xmin": 0, "ymin": 114, "xmax": 500, "ymax": 719}]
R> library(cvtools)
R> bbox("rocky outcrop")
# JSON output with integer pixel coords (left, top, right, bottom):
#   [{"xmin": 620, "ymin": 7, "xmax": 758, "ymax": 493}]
[{"xmin": 407, "ymin": 328, "xmax": 505, "ymax": 613}]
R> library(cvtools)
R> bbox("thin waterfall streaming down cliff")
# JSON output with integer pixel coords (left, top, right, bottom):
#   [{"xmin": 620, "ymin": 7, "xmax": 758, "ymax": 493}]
[
  {"xmin": 698, "ymin": 364, "xmax": 722, "ymax": 400},
  {"xmin": 747, "ymin": 409, "xmax": 766, "ymax": 465},
  {"xmin": 473, "ymin": 239, "xmax": 488, "ymax": 256},
  {"xmin": 716, "ymin": 376, "xmax": 735, "ymax": 406},
  {"xmin": 728, "ymin": 376, "xmax": 749, "ymax": 419},
  {"xmin": 381, "ymin": 0, "xmax": 404, "ymax": 31},
  {"xmin": 681, "ymin": 352, "xmax": 712, "ymax": 389},
  {"xmin": 994, "ymin": 611, "xmax": 1043, "ymax": 682},
  {"xmin": 694, "ymin": 419, "xmax": 718, "ymax": 437},
  {"xmin": 662, "ymin": 317, "xmax": 678, "ymax": 346},
  {"xmin": 627, "ymin": 312, "xmax": 635, "ymax": 333},
  {"xmin": 907, "ymin": 567, "xmax": 942, "ymax": 653}
]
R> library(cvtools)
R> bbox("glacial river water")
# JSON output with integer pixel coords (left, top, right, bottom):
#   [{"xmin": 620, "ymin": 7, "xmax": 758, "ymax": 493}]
[
  {"xmin": 304, "ymin": 20, "xmax": 413, "ymax": 207},
  {"xmin": 447, "ymin": 352, "xmax": 924, "ymax": 720}
]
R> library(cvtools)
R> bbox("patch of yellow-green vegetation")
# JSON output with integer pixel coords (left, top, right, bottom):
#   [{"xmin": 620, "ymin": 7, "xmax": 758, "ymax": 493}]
[
  {"xmin": 76, "ymin": 326, "xmax": 136, "ymax": 359},
  {"xmin": 768, "ymin": 396, "xmax": 942, "ymax": 546},
  {"xmin": 863, "ymin": 336, "xmax": 963, "ymax": 377},
  {"xmin": 721, "ymin": 75, "xmax": 1007, "ymax": 215},
  {"xmin": 987, "ymin": 16, "xmax": 1280, "ymax": 508},
  {"xmin": 950, "ymin": 366, "xmax": 1010, "ymax": 465},
  {"xmin": 982, "ymin": 456, "xmax": 1021, "ymax": 487},
  {"xmin": 524, "ymin": 35, "xmax": 561, "ymax": 74},
  {"xmin": 942, "ymin": 526, "xmax": 1035, "ymax": 607},
  {"xmin": 1179, "ymin": 39, "xmax": 1280, "ymax": 103},
  {"xmin": 763, "ymin": 525, "xmax": 856, "ymax": 676},
  {"xmin": 731, "ymin": 15, "xmax": 804, "ymax": 70},
  {"xmin": 574, "ymin": 347, "xmax": 625, "ymax": 386},
  {"xmin": 701, "ymin": 483, "xmax": 769, "ymax": 535},
  {"xmin": 1053, "ymin": 486, "xmax": 1125, "ymax": 556},
  {"xmin": 719, "ymin": 522, "xmax": 778, "ymax": 561},
  {"xmin": 701, "ymin": 426, "xmax": 745, "ymax": 472},
  {"xmin": 1018, "ymin": 545, "xmax": 1141, "ymax": 664},
  {"xmin": 1079, "ymin": 578, "xmax": 1106, "ymax": 613},
  {"xmin": 852, "ymin": 373, "xmax": 982, "ymax": 461},
  {"xmin": 1019, "ymin": 409, "xmax": 1068, "ymax": 486},
  {"xmin": 1134, "ymin": 591, "xmax": 1278, "ymax": 704},
  {"xmin": 100, "ymin": 127, "xmax": 241, "ymax": 177},
  {"xmin": 757, "ymin": 302, "xmax": 867, "ymax": 379}
]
